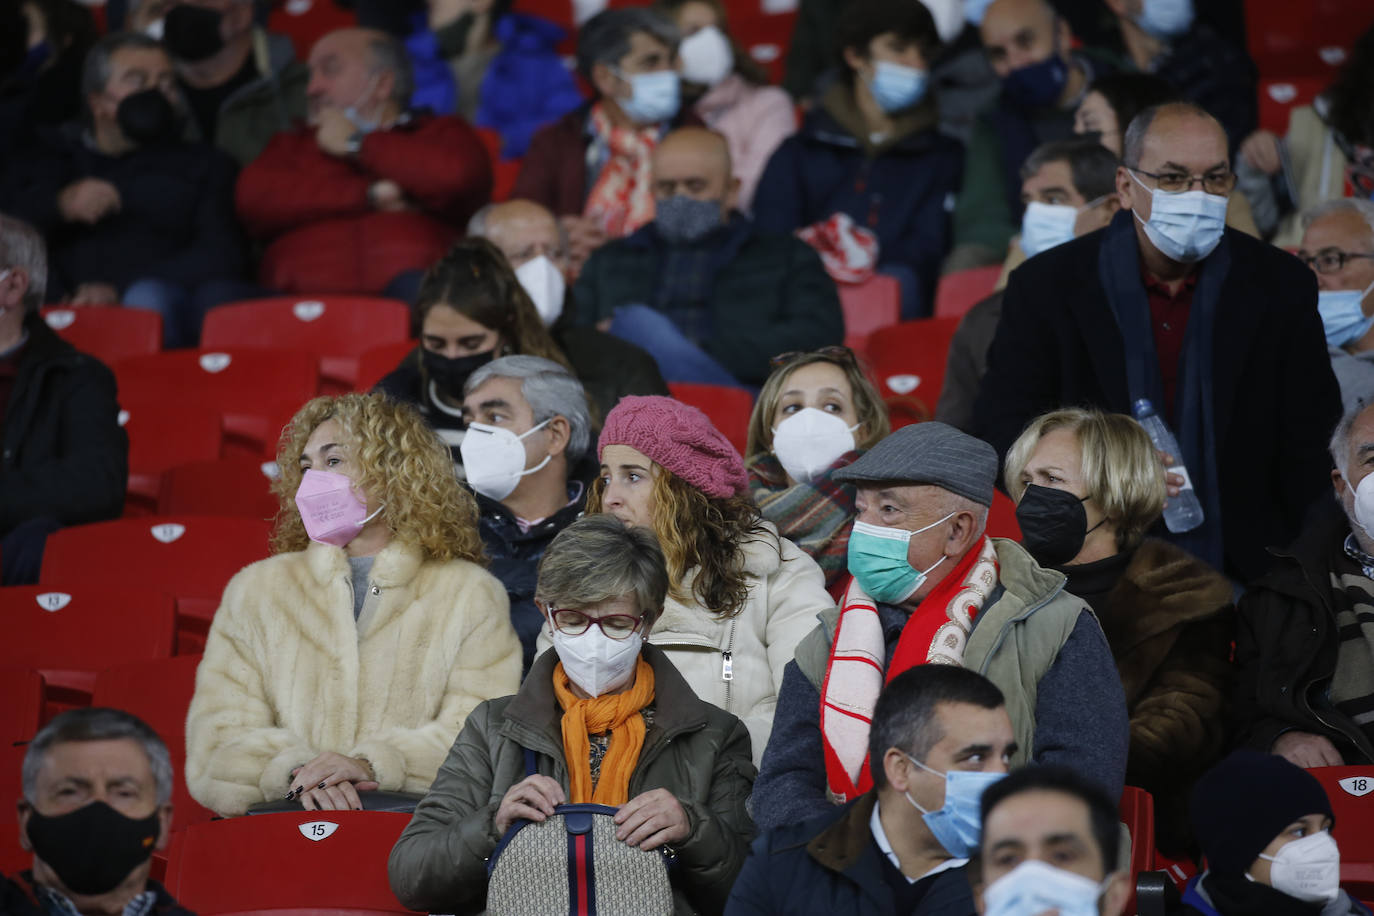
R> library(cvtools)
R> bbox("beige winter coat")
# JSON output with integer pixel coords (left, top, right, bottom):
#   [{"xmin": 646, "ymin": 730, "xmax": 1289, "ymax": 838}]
[
  {"xmin": 537, "ymin": 521, "xmax": 834, "ymax": 764},
  {"xmin": 186, "ymin": 540, "xmax": 522, "ymax": 817}
]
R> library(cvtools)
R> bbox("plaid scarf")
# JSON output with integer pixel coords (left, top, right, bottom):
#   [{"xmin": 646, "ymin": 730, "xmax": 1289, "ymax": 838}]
[
  {"xmin": 1328, "ymin": 546, "xmax": 1374, "ymax": 743},
  {"xmin": 747, "ymin": 451, "xmax": 859, "ymax": 589},
  {"xmin": 583, "ymin": 103, "xmax": 658, "ymax": 239}
]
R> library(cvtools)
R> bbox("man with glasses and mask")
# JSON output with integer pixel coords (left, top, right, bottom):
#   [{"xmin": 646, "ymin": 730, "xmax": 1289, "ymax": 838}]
[
  {"xmin": 975, "ymin": 101, "xmax": 1341, "ymax": 585},
  {"xmin": 1300, "ymin": 198, "xmax": 1374, "ymax": 412}
]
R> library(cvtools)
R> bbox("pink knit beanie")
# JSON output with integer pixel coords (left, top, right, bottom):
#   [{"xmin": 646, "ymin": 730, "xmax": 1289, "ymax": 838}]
[{"xmin": 598, "ymin": 396, "xmax": 747, "ymax": 499}]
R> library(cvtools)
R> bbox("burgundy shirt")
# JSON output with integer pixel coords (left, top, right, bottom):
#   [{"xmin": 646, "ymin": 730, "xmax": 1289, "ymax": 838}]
[{"xmin": 1143, "ymin": 268, "xmax": 1198, "ymax": 424}]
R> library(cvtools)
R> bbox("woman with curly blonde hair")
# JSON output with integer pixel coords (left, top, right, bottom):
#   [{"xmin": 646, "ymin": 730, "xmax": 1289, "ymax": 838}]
[
  {"xmin": 186, "ymin": 393, "xmax": 521, "ymax": 817},
  {"xmin": 538, "ymin": 395, "xmax": 835, "ymax": 765}
]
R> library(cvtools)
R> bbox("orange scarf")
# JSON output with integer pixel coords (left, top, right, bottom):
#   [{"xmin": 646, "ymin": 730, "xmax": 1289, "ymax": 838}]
[
  {"xmin": 583, "ymin": 102, "xmax": 659, "ymax": 239},
  {"xmin": 553, "ymin": 657, "xmax": 656, "ymax": 805}
]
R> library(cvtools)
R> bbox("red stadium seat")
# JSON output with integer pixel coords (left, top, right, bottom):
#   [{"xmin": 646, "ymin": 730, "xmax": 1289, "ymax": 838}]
[
  {"xmin": 933, "ymin": 266, "xmax": 1001, "ymax": 320},
  {"xmin": 40, "ymin": 306, "xmax": 162, "ymax": 363},
  {"xmin": 1257, "ymin": 77, "xmax": 1324, "ymax": 135},
  {"xmin": 985, "ymin": 489, "xmax": 1023, "ymax": 541},
  {"xmin": 121, "ymin": 404, "xmax": 224, "ymax": 516},
  {"xmin": 732, "ymin": 10, "xmax": 797, "ymax": 84},
  {"xmin": 200, "ymin": 297, "xmax": 411, "ymax": 393},
  {"xmin": 158, "ymin": 458, "xmax": 282, "ymax": 521},
  {"xmin": 114, "ymin": 349, "xmax": 320, "ymax": 458},
  {"xmin": 0, "ymin": 668, "xmax": 44, "ymax": 744},
  {"xmin": 1246, "ymin": 0, "xmax": 1374, "ymax": 78},
  {"xmin": 356, "ymin": 340, "xmax": 418, "ymax": 392},
  {"xmin": 1120, "ymin": 786, "xmax": 1156, "ymax": 916},
  {"xmin": 667, "ymin": 382, "xmax": 755, "ymax": 457},
  {"xmin": 1308, "ymin": 766, "xmax": 1374, "ymax": 902},
  {"xmin": 476, "ymin": 127, "xmax": 524, "ymax": 201},
  {"xmin": 837, "ymin": 275, "xmax": 900, "ymax": 355},
  {"xmin": 162, "ymin": 811, "xmax": 421, "ymax": 914},
  {"xmin": 266, "ymin": 0, "xmax": 358, "ymax": 59},
  {"xmin": 866, "ymin": 317, "xmax": 962, "ymax": 428},
  {"xmin": 40, "ymin": 516, "xmax": 273, "ymax": 654},
  {"xmin": 0, "ymin": 745, "xmax": 27, "ymax": 874}
]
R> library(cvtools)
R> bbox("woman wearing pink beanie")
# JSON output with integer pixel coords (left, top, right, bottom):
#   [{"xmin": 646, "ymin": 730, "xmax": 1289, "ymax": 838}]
[{"xmin": 537, "ymin": 395, "xmax": 834, "ymax": 765}]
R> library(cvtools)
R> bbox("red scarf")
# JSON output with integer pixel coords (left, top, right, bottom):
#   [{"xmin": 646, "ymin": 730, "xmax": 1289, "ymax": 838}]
[{"xmin": 583, "ymin": 103, "xmax": 658, "ymax": 239}]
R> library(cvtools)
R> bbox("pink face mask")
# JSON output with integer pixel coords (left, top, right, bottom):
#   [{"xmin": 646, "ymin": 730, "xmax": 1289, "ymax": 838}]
[{"xmin": 294, "ymin": 468, "xmax": 384, "ymax": 547}]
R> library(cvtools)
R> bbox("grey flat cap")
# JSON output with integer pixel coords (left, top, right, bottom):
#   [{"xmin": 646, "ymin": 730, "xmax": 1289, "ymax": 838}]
[{"xmin": 833, "ymin": 421, "xmax": 998, "ymax": 507}]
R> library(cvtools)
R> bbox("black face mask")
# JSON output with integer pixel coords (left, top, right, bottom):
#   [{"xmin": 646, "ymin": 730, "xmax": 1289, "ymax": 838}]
[
  {"xmin": 116, "ymin": 88, "xmax": 182, "ymax": 146},
  {"xmin": 25, "ymin": 800, "xmax": 161, "ymax": 897},
  {"xmin": 421, "ymin": 346, "xmax": 495, "ymax": 396},
  {"xmin": 1015, "ymin": 484, "xmax": 1103, "ymax": 568},
  {"xmin": 162, "ymin": 4, "xmax": 225, "ymax": 62}
]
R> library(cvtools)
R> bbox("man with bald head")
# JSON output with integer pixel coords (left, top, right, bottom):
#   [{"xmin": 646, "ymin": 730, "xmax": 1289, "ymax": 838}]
[
  {"xmin": 574, "ymin": 126, "xmax": 843, "ymax": 388},
  {"xmin": 975, "ymin": 102, "xmax": 1341, "ymax": 583},
  {"xmin": 236, "ymin": 27, "xmax": 492, "ymax": 298}
]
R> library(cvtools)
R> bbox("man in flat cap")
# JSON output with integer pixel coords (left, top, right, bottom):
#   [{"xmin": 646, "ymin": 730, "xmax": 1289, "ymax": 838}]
[{"xmin": 752, "ymin": 422, "xmax": 1128, "ymax": 832}]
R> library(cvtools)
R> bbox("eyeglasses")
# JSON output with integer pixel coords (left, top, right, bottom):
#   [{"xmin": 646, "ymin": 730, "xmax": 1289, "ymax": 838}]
[
  {"xmin": 1129, "ymin": 166, "xmax": 1237, "ymax": 196},
  {"xmin": 1299, "ymin": 248, "xmax": 1374, "ymax": 275},
  {"xmin": 770, "ymin": 345, "xmax": 858, "ymax": 369},
  {"xmin": 549, "ymin": 607, "xmax": 644, "ymax": 640}
]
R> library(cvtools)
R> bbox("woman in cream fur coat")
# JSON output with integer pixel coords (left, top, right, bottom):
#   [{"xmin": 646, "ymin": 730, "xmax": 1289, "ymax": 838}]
[{"xmin": 186, "ymin": 393, "xmax": 521, "ymax": 817}]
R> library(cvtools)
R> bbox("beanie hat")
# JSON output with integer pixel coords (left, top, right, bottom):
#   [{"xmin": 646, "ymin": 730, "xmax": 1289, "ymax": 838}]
[
  {"xmin": 598, "ymin": 396, "xmax": 747, "ymax": 499},
  {"xmin": 1190, "ymin": 750, "xmax": 1335, "ymax": 876}
]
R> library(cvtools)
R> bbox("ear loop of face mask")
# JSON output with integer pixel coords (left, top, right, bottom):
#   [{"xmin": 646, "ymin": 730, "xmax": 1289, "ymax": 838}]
[{"xmin": 344, "ymin": 72, "xmax": 383, "ymax": 132}]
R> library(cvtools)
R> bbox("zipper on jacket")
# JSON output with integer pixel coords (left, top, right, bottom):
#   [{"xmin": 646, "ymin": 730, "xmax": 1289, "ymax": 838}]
[{"xmin": 721, "ymin": 618, "xmax": 737, "ymax": 711}]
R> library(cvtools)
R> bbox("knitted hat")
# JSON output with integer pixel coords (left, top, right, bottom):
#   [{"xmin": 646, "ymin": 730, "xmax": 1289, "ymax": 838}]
[
  {"xmin": 598, "ymin": 395, "xmax": 747, "ymax": 499},
  {"xmin": 1190, "ymin": 750, "xmax": 1335, "ymax": 876},
  {"xmin": 833, "ymin": 421, "xmax": 998, "ymax": 507}
]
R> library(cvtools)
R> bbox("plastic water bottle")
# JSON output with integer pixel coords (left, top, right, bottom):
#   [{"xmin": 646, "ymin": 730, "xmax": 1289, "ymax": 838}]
[{"xmin": 1131, "ymin": 399, "xmax": 1205, "ymax": 533}]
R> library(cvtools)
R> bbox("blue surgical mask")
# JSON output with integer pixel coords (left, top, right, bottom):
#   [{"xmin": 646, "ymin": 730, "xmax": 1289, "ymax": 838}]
[
  {"xmin": 1129, "ymin": 170, "xmax": 1228, "ymax": 263},
  {"xmin": 964, "ymin": 0, "xmax": 996, "ymax": 26},
  {"xmin": 1001, "ymin": 54, "xmax": 1069, "ymax": 109},
  {"xmin": 1135, "ymin": 0, "xmax": 1194, "ymax": 39},
  {"xmin": 343, "ymin": 74, "xmax": 382, "ymax": 133},
  {"xmin": 1319, "ymin": 279, "xmax": 1374, "ymax": 347},
  {"xmin": 902, "ymin": 753, "xmax": 1004, "ymax": 858},
  {"xmin": 982, "ymin": 859, "xmax": 1109, "ymax": 916},
  {"xmin": 614, "ymin": 68, "xmax": 681, "ymax": 125},
  {"xmin": 847, "ymin": 515, "xmax": 952, "ymax": 604},
  {"xmin": 1020, "ymin": 195, "xmax": 1109, "ymax": 257},
  {"xmin": 866, "ymin": 61, "xmax": 928, "ymax": 113}
]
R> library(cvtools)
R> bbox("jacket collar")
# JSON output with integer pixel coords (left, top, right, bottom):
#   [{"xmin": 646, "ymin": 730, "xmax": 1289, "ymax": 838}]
[
  {"xmin": 303, "ymin": 538, "xmax": 425, "ymax": 589},
  {"xmin": 1099, "ymin": 538, "xmax": 1233, "ymax": 649},
  {"xmin": 1265, "ymin": 495, "xmax": 1354, "ymax": 593},
  {"xmin": 475, "ymin": 482, "xmax": 587, "ymax": 538},
  {"xmin": 989, "ymin": 536, "xmax": 1068, "ymax": 610},
  {"xmin": 809, "ymin": 81, "xmax": 938, "ymax": 155},
  {"xmin": 652, "ymin": 523, "xmax": 783, "ymax": 640},
  {"xmin": 806, "ymin": 792, "xmax": 881, "ymax": 873},
  {"xmin": 17, "ymin": 311, "xmax": 77, "ymax": 370}
]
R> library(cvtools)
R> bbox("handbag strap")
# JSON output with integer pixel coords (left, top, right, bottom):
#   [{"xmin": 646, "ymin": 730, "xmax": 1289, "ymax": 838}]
[{"xmin": 524, "ymin": 746, "xmax": 537, "ymax": 779}]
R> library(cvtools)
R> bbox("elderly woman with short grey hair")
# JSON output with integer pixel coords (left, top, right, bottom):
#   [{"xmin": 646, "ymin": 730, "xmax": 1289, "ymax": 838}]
[{"xmin": 388, "ymin": 514, "xmax": 756, "ymax": 915}]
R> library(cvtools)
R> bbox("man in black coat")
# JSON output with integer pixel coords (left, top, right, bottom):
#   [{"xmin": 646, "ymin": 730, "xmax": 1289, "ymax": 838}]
[
  {"xmin": 974, "ymin": 101, "xmax": 1341, "ymax": 584},
  {"xmin": 0, "ymin": 213, "xmax": 126, "ymax": 585}
]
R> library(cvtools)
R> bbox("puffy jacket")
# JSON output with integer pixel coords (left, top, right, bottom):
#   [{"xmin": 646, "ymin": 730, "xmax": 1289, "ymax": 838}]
[
  {"xmin": 539, "ymin": 521, "xmax": 835, "ymax": 766},
  {"xmin": 185, "ymin": 540, "xmax": 521, "ymax": 816},
  {"xmin": 387, "ymin": 644, "xmax": 757, "ymax": 914},
  {"xmin": 235, "ymin": 114, "xmax": 491, "ymax": 294}
]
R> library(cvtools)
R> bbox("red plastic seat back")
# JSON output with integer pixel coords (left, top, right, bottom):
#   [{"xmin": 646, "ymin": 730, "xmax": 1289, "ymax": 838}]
[
  {"xmin": 1257, "ymin": 77, "xmax": 1324, "ymax": 134},
  {"xmin": 934, "ymin": 266, "xmax": 1001, "ymax": 320},
  {"xmin": 41, "ymin": 306, "xmax": 162, "ymax": 363},
  {"xmin": 866, "ymin": 317, "xmax": 962, "ymax": 428},
  {"xmin": 1246, "ymin": 0, "xmax": 1374, "ymax": 77},
  {"xmin": 985, "ymin": 489, "xmax": 1023, "ymax": 540},
  {"xmin": 162, "ymin": 811, "xmax": 421, "ymax": 914},
  {"xmin": 1120, "ymin": 786, "xmax": 1156, "ymax": 916},
  {"xmin": 838, "ymin": 275, "xmax": 900, "ymax": 355},
  {"xmin": 732, "ymin": 10, "xmax": 798, "ymax": 85},
  {"xmin": 159, "ymin": 458, "xmax": 283, "ymax": 521},
  {"xmin": 121, "ymin": 403, "xmax": 225, "ymax": 515},
  {"xmin": 667, "ymin": 382, "xmax": 755, "ymax": 457},
  {"xmin": 356, "ymin": 341, "xmax": 419, "ymax": 392},
  {"xmin": 265, "ymin": 0, "xmax": 359, "ymax": 59},
  {"xmin": 1308, "ymin": 766, "xmax": 1374, "ymax": 901},
  {"xmin": 0, "ymin": 668, "xmax": 44, "ymax": 744},
  {"xmin": 475, "ymin": 127, "xmax": 524, "ymax": 201},
  {"xmin": 200, "ymin": 297, "xmax": 411, "ymax": 392}
]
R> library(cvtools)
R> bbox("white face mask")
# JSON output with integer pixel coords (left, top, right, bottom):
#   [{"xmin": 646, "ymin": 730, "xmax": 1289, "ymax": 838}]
[
  {"xmin": 1346, "ymin": 473, "xmax": 1374, "ymax": 540},
  {"xmin": 514, "ymin": 255, "xmax": 567, "ymax": 327},
  {"xmin": 679, "ymin": 25, "xmax": 735, "ymax": 87},
  {"xmin": 550, "ymin": 624, "xmax": 643, "ymax": 697},
  {"xmin": 460, "ymin": 420, "xmax": 551, "ymax": 502},
  {"xmin": 982, "ymin": 859, "xmax": 1108, "ymax": 916},
  {"xmin": 1129, "ymin": 170, "xmax": 1228, "ymax": 263},
  {"xmin": 1252, "ymin": 830, "xmax": 1341, "ymax": 904},
  {"xmin": 771, "ymin": 408, "xmax": 858, "ymax": 483}
]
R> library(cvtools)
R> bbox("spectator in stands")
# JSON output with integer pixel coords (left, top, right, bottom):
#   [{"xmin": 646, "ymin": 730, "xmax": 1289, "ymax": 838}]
[
  {"xmin": 947, "ymin": 0, "xmax": 1113, "ymax": 271},
  {"xmin": 1233, "ymin": 401, "xmax": 1374, "ymax": 768},
  {"xmin": 1072, "ymin": 71, "xmax": 1176, "ymax": 160},
  {"xmin": 126, "ymin": 0, "xmax": 308, "ymax": 166},
  {"xmin": 0, "ymin": 32, "xmax": 244, "ymax": 348},
  {"xmin": 1182, "ymin": 751, "xmax": 1372, "ymax": 916},
  {"xmin": 1302, "ymin": 199, "xmax": 1374, "ymax": 412},
  {"xmin": 466, "ymin": 201, "xmax": 670, "ymax": 413},
  {"xmin": 0, "ymin": 214, "xmax": 126, "ymax": 586},
  {"xmin": 974, "ymin": 765, "xmax": 1131, "ymax": 916},
  {"xmin": 753, "ymin": 421, "xmax": 1128, "ymax": 832},
  {"xmin": 937, "ymin": 137, "xmax": 1119, "ymax": 432},
  {"xmin": 388, "ymin": 515, "xmax": 755, "ymax": 913},
  {"xmin": 973, "ymin": 102, "xmax": 1342, "ymax": 583},
  {"xmin": 513, "ymin": 8, "xmax": 692, "ymax": 275},
  {"xmin": 1238, "ymin": 25, "xmax": 1374, "ymax": 247},
  {"xmin": 0, "ymin": 0, "xmax": 98, "ymax": 159},
  {"xmin": 185, "ymin": 393, "xmax": 521, "ymax": 817},
  {"xmin": 753, "ymin": 0, "xmax": 963, "ymax": 319},
  {"xmin": 5, "ymin": 709, "xmax": 191, "ymax": 915},
  {"xmin": 461, "ymin": 355, "xmax": 594, "ymax": 674},
  {"xmin": 576, "ymin": 127, "xmax": 844, "ymax": 387},
  {"xmin": 545, "ymin": 395, "xmax": 833, "ymax": 765},
  {"xmin": 1003, "ymin": 407, "xmax": 1232, "ymax": 854},
  {"xmin": 235, "ymin": 28, "xmax": 491, "ymax": 300},
  {"xmin": 656, "ymin": 0, "xmax": 795, "ymax": 213},
  {"xmin": 725, "ymin": 665, "xmax": 1011, "ymax": 915},
  {"xmin": 401, "ymin": 0, "xmax": 582, "ymax": 159},
  {"xmin": 745, "ymin": 346, "xmax": 891, "ymax": 591}
]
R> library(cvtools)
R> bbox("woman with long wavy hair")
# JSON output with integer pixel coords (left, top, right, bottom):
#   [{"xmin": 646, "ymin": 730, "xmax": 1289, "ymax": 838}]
[
  {"xmin": 186, "ymin": 393, "xmax": 521, "ymax": 817},
  {"xmin": 538, "ymin": 395, "xmax": 835, "ymax": 764}
]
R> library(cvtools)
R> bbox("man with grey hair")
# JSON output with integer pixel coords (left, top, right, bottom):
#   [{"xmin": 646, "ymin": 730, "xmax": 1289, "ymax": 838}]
[
  {"xmin": 1299, "ymin": 197, "xmax": 1374, "ymax": 411},
  {"xmin": 461, "ymin": 355, "xmax": 595, "ymax": 673},
  {"xmin": 1234, "ymin": 400, "xmax": 1374, "ymax": 769},
  {"xmin": 0, "ymin": 213, "xmax": 126, "ymax": 586},
  {"xmin": 5, "ymin": 707, "xmax": 192, "ymax": 914},
  {"xmin": 753, "ymin": 421, "xmax": 1127, "ymax": 831},
  {"xmin": 236, "ymin": 27, "xmax": 491, "ymax": 299}
]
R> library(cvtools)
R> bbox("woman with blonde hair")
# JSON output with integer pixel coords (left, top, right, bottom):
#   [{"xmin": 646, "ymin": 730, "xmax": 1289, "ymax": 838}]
[
  {"xmin": 1004, "ymin": 406, "xmax": 1233, "ymax": 854},
  {"xmin": 745, "ymin": 346, "xmax": 890, "ymax": 590},
  {"xmin": 186, "ymin": 393, "xmax": 521, "ymax": 817},
  {"xmin": 539, "ymin": 395, "xmax": 834, "ymax": 763}
]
